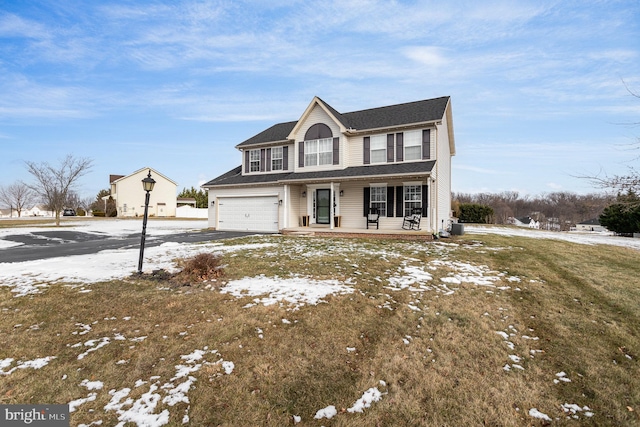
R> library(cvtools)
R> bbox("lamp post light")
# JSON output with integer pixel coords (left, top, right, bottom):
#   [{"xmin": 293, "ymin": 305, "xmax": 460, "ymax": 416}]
[{"xmin": 137, "ymin": 170, "xmax": 156, "ymax": 274}]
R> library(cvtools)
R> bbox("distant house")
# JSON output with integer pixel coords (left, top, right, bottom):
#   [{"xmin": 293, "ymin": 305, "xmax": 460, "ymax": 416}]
[
  {"xmin": 575, "ymin": 218, "xmax": 607, "ymax": 232},
  {"xmin": 510, "ymin": 216, "xmax": 540, "ymax": 229},
  {"xmin": 202, "ymin": 96, "xmax": 455, "ymax": 233},
  {"xmin": 23, "ymin": 205, "xmax": 55, "ymax": 217},
  {"xmin": 109, "ymin": 167, "xmax": 178, "ymax": 217}
]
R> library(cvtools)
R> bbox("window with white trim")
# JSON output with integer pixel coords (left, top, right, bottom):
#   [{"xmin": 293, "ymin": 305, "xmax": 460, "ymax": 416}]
[
  {"xmin": 249, "ymin": 149, "xmax": 260, "ymax": 172},
  {"xmin": 271, "ymin": 147, "xmax": 283, "ymax": 171},
  {"xmin": 404, "ymin": 185, "xmax": 422, "ymax": 216},
  {"xmin": 370, "ymin": 135, "xmax": 386, "ymax": 163},
  {"xmin": 304, "ymin": 138, "xmax": 333, "ymax": 166},
  {"xmin": 404, "ymin": 130, "xmax": 422, "ymax": 161},
  {"xmin": 370, "ymin": 186, "xmax": 387, "ymax": 217}
]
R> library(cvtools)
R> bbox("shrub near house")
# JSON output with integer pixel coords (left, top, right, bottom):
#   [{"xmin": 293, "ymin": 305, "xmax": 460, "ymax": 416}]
[
  {"xmin": 599, "ymin": 192, "xmax": 640, "ymax": 234},
  {"xmin": 457, "ymin": 203, "xmax": 494, "ymax": 223}
]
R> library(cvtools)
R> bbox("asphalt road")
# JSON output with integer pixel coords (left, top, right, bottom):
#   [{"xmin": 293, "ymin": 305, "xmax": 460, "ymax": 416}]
[{"xmin": 0, "ymin": 229, "xmax": 256, "ymax": 263}]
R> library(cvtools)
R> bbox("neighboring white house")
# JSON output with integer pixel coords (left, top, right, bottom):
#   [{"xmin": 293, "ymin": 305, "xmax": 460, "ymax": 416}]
[
  {"xmin": 23, "ymin": 205, "xmax": 55, "ymax": 217},
  {"xmin": 202, "ymin": 96, "xmax": 456, "ymax": 233},
  {"xmin": 510, "ymin": 216, "xmax": 540, "ymax": 229},
  {"xmin": 109, "ymin": 167, "xmax": 178, "ymax": 217},
  {"xmin": 575, "ymin": 218, "xmax": 607, "ymax": 232}
]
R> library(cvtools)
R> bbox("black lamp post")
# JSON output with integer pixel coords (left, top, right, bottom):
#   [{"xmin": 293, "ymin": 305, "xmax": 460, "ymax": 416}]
[{"xmin": 137, "ymin": 170, "xmax": 156, "ymax": 274}]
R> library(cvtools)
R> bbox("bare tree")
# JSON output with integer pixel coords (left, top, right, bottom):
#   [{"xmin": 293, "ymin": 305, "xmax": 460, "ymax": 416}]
[
  {"xmin": 25, "ymin": 155, "xmax": 93, "ymax": 225},
  {"xmin": 0, "ymin": 181, "xmax": 36, "ymax": 217},
  {"xmin": 452, "ymin": 191, "xmax": 613, "ymax": 229},
  {"xmin": 587, "ymin": 83, "xmax": 640, "ymax": 197}
]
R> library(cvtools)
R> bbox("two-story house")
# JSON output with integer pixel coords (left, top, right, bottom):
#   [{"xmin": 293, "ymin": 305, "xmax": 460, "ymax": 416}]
[
  {"xmin": 109, "ymin": 167, "xmax": 178, "ymax": 218},
  {"xmin": 202, "ymin": 96, "xmax": 455, "ymax": 233}
]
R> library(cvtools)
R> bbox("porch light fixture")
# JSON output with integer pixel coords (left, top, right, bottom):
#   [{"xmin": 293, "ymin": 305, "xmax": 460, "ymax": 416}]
[
  {"xmin": 340, "ymin": 190, "xmax": 344, "ymax": 197},
  {"xmin": 211, "ymin": 200, "xmax": 215, "ymax": 207},
  {"xmin": 137, "ymin": 170, "xmax": 156, "ymax": 274},
  {"xmin": 279, "ymin": 199, "xmax": 283, "ymax": 206},
  {"xmin": 302, "ymin": 191, "xmax": 306, "ymax": 198}
]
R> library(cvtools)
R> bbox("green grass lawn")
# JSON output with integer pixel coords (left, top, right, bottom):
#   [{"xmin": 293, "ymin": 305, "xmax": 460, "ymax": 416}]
[{"xmin": 1, "ymin": 233, "xmax": 638, "ymax": 426}]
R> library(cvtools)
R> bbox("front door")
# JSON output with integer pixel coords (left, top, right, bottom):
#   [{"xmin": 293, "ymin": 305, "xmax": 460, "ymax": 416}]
[{"xmin": 316, "ymin": 189, "xmax": 331, "ymax": 224}]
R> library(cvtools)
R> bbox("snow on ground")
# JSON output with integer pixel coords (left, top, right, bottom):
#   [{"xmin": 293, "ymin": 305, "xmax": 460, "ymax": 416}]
[
  {"xmin": 0, "ymin": 219, "xmax": 274, "ymax": 297},
  {"xmin": 0, "ymin": 220, "xmax": 603, "ymax": 425},
  {"xmin": 466, "ymin": 225, "xmax": 640, "ymax": 251},
  {"xmin": 220, "ymin": 275, "xmax": 354, "ymax": 311},
  {"xmin": 0, "ymin": 218, "xmax": 209, "ymax": 241}
]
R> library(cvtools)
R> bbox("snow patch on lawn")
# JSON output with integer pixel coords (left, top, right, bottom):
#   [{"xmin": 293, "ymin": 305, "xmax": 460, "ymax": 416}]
[
  {"xmin": 466, "ymin": 225, "xmax": 640, "ymax": 251},
  {"xmin": 220, "ymin": 275, "xmax": 354, "ymax": 310}
]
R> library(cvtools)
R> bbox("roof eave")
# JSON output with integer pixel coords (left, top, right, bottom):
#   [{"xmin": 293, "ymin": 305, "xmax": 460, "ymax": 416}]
[
  {"xmin": 235, "ymin": 139, "xmax": 293, "ymax": 150},
  {"xmin": 345, "ymin": 119, "xmax": 442, "ymax": 136},
  {"xmin": 280, "ymin": 171, "xmax": 434, "ymax": 185}
]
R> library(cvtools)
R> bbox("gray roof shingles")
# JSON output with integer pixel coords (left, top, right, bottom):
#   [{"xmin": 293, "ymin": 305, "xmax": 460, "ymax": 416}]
[
  {"xmin": 203, "ymin": 161, "xmax": 435, "ymax": 187},
  {"xmin": 237, "ymin": 96, "xmax": 449, "ymax": 147},
  {"xmin": 205, "ymin": 96, "xmax": 448, "ymax": 187}
]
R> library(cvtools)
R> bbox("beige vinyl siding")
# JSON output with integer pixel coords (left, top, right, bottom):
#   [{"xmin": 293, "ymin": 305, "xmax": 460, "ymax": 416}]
[
  {"xmin": 337, "ymin": 181, "xmax": 433, "ymax": 231},
  {"xmin": 428, "ymin": 127, "xmax": 436, "ymax": 159},
  {"xmin": 333, "ymin": 181, "xmax": 362, "ymax": 228},
  {"xmin": 293, "ymin": 105, "xmax": 341, "ymax": 142},
  {"xmin": 346, "ymin": 134, "xmax": 361, "ymax": 167},
  {"xmin": 286, "ymin": 143, "xmax": 295, "ymax": 171},
  {"xmin": 114, "ymin": 169, "xmax": 177, "ymax": 218},
  {"xmin": 286, "ymin": 184, "xmax": 302, "ymax": 227},
  {"xmin": 435, "ymin": 111, "xmax": 453, "ymax": 229}
]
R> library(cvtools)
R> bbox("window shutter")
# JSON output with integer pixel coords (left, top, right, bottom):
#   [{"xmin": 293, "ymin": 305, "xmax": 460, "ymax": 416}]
[
  {"xmin": 363, "ymin": 137, "xmax": 370, "ymax": 165},
  {"xmin": 387, "ymin": 186, "xmax": 395, "ymax": 217},
  {"xmin": 387, "ymin": 134, "xmax": 394, "ymax": 163},
  {"xmin": 422, "ymin": 184, "xmax": 428, "ymax": 216},
  {"xmin": 298, "ymin": 142, "xmax": 304, "ymax": 168},
  {"xmin": 396, "ymin": 132, "xmax": 404, "ymax": 162},
  {"xmin": 363, "ymin": 187, "xmax": 370, "ymax": 216},
  {"xmin": 422, "ymin": 129, "xmax": 431, "ymax": 160},
  {"xmin": 260, "ymin": 149, "xmax": 266, "ymax": 172},
  {"xmin": 396, "ymin": 186, "xmax": 403, "ymax": 217},
  {"xmin": 283, "ymin": 146, "xmax": 289, "ymax": 171},
  {"xmin": 333, "ymin": 137, "xmax": 339, "ymax": 165},
  {"xmin": 266, "ymin": 148, "xmax": 271, "ymax": 172},
  {"xmin": 244, "ymin": 150, "xmax": 249, "ymax": 173}
]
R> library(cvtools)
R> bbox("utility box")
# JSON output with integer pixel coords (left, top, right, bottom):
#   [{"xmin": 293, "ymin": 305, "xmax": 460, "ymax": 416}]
[{"xmin": 451, "ymin": 223, "xmax": 464, "ymax": 235}]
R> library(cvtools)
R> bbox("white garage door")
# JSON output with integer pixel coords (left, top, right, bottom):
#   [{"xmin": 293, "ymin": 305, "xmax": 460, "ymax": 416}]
[{"xmin": 218, "ymin": 196, "xmax": 279, "ymax": 232}]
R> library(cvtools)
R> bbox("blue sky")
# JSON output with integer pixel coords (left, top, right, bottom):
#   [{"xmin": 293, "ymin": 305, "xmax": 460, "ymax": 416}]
[{"xmin": 1, "ymin": 0, "xmax": 639, "ymax": 200}]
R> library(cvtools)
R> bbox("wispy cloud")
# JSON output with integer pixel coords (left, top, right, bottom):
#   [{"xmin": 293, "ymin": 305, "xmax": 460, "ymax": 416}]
[
  {"xmin": 0, "ymin": 13, "xmax": 47, "ymax": 38},
  {"xmin": 453, "ymin": 164, "xmax": 505, "ymax": 175}
]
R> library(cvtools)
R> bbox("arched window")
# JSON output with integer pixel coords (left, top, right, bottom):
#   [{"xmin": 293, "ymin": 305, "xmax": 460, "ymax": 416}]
[
  {"xmin": 303, "ymin": 123, "xmax": 334, "ymax": 166},
  {"xmin": 304, "ymin": 123, "xmax": 333, "ymax": 140}
]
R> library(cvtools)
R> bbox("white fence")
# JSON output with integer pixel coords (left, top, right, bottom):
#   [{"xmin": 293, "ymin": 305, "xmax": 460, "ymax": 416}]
[{"xmin": 176, "ymin": 205, "xmax": 208, "ymax": 219}]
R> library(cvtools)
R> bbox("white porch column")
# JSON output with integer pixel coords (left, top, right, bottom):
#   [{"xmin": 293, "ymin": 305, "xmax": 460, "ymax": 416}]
[
  {"xmin": 283, "ymin": 184, "xmax": 288, "ymax": 229},
  {"xmin": 330, "ymin": 182, "xmax": 335, "ymax": 230}
]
